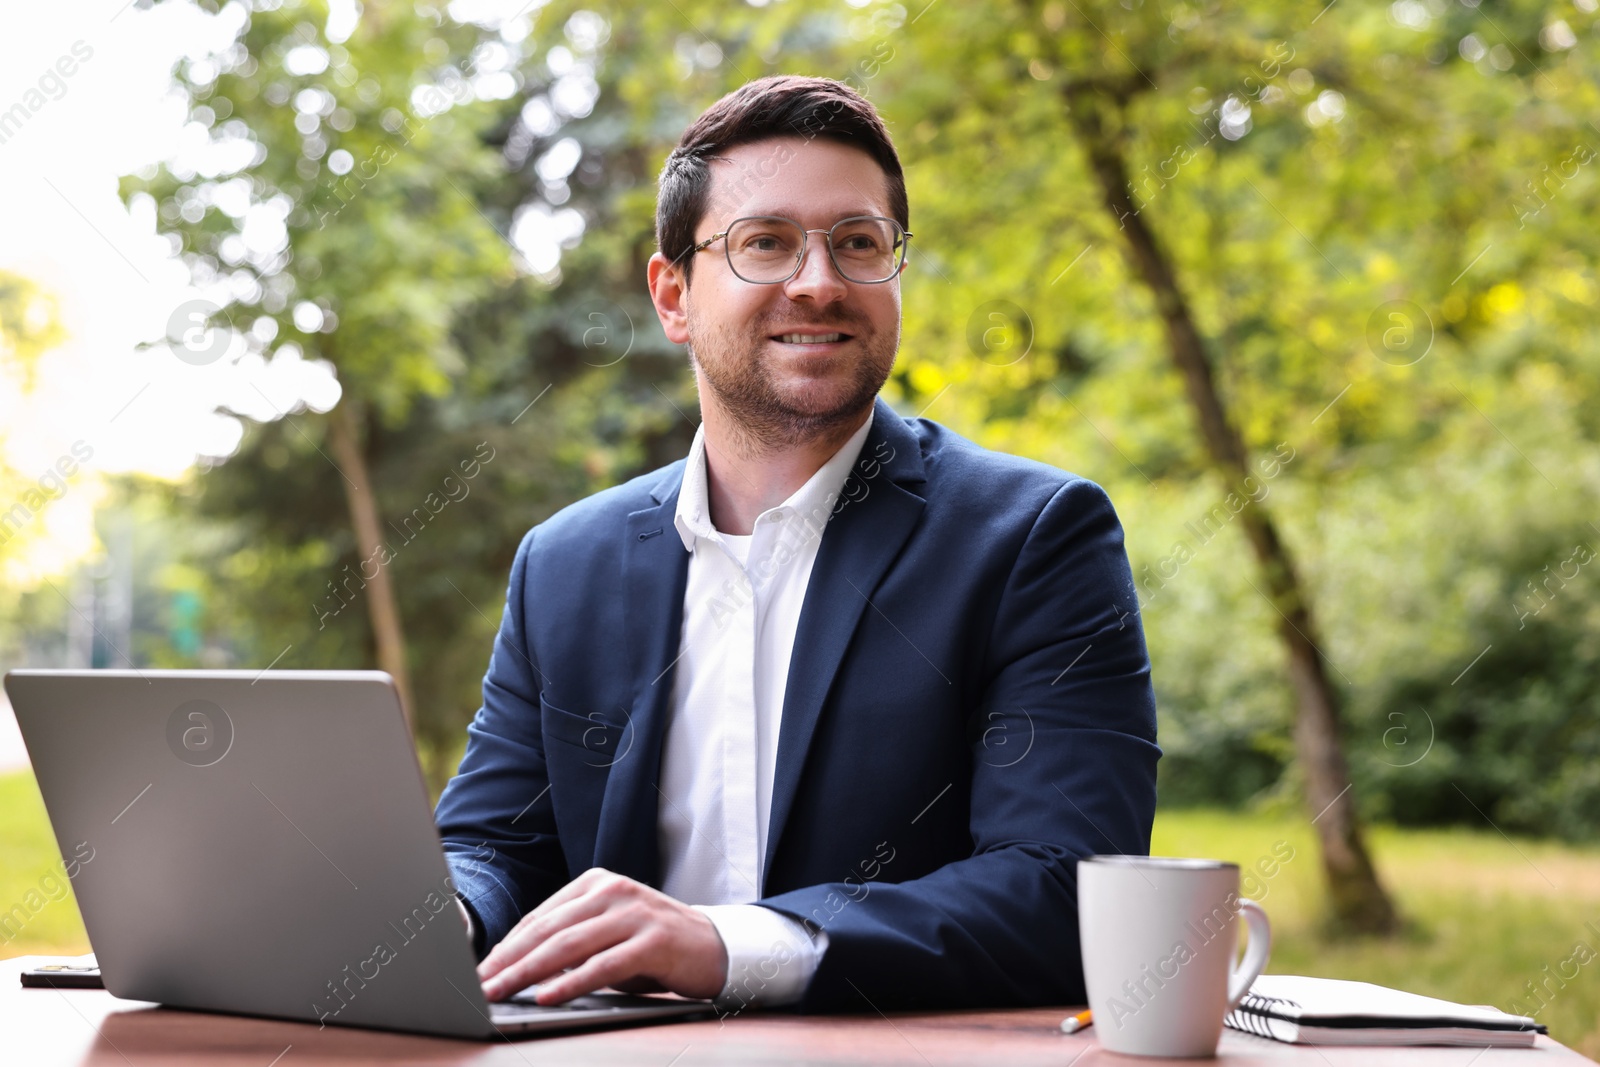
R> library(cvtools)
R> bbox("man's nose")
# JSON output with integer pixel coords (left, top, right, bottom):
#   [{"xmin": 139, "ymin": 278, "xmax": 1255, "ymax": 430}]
[{"xmin": 782, "ymin": 233, "xmax": 849, "ymax": 301}]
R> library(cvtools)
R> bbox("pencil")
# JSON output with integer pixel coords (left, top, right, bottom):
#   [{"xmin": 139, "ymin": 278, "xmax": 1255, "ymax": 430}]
[{"xmin": 1060, "ymin": 1009, "xmax": 1094, "ymax": 1034}]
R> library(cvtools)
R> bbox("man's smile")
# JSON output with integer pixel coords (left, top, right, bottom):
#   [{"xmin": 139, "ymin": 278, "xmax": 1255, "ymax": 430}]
[{"xmin": 768, "ymin": 327, "xmax": 855, "ymax": 349}]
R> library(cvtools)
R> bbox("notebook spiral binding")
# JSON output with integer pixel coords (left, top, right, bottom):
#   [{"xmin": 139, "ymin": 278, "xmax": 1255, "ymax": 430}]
[{"xmin": 1226, "ymin": 993, "xmax": 1297, "ymax": 1040}]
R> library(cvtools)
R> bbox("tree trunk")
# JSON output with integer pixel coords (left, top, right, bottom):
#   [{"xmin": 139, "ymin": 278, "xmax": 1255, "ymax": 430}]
[
  {"xmin": 1065, "ymin": 90, "xmax": 1398, "ymax": 934},
  {"xmin": 326, "ymin": 397, "xmax": 416, "ymax": 730}
]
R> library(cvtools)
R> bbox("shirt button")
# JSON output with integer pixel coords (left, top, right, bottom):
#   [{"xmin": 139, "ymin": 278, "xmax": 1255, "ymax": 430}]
[{"xmin": 767, "ymin": 513, "xmax": 784, "ymax": 523}]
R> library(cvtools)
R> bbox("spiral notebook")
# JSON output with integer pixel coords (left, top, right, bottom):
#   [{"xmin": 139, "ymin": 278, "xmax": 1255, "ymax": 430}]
[{"xmin": 1225, "ymin": 975, "xmax": 1547, "ymax": 1047}]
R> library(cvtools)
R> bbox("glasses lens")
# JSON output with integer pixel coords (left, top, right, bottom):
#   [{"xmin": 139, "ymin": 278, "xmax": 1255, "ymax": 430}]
[
  {"xmin": 726, "ymin": 218, "xmax": 805, "ymax": 283},
  {"xmin": 830, "ymin": 217, "xmax": 904, "ymax": 283}
]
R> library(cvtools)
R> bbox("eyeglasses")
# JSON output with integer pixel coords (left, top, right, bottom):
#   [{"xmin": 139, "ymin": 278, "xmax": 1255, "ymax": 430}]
[{"xmin": 685, "ymin": 215, "xmax": 911, "ymax": 285}]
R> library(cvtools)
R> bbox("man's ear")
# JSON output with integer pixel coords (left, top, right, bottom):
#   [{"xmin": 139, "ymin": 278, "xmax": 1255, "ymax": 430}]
[{"xmin": 647, "ymin": 252, "xmax": 691, "ymax": 345}]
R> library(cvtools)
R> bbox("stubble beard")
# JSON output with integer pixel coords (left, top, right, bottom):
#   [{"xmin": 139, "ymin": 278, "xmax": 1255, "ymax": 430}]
[{"xmin": 686, "ymin": 306, "xmax": 898, "ymax": 456}]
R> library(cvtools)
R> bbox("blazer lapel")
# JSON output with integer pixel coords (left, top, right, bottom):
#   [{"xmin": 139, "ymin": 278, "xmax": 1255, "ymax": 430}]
[
  {"xmin": 592, "ymin": 467, "xmax": 689, "ymax": 887},
  {"xmin": 762, "ymin": 398, "xmax": 928, "ymax": 887}
]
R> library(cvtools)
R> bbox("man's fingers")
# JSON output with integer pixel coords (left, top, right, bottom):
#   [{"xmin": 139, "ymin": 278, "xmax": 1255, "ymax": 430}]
[
  {"xmin": 533, "ymin": 940, "xmax": 654, "ymax": 1005},
  {"xmin": 478, "ymin": 888, "xmax": 613, "ymax": 981},
  {"xmin": 482, "ymin": 912, "xmax": 630, "ymax": 1000},
  {"xmin": 472, "ymin": 873, "xmax": 725, "ymax": 1004},
  {"xmin": 480, "ymin": 911, "xmax": 638, "ymax": 1001}
]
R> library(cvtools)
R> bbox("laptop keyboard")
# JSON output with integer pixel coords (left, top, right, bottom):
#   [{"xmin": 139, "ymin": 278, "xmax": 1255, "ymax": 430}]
[
  {"xmin": 492, "ymin": 994, "xmax": 617, "ymax": 1018},
  {"xmin": 492, "ymin": 991, "xmax": 656, "ymax": 1017},
  {"xmin": 491, "ymin": 991, "xmax": 693, "ymax": 1018}
]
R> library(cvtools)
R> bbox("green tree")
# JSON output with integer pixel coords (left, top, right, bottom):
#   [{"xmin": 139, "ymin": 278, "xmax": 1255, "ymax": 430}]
[
  {"xmin": 125, "ymin": 0, "xmax": 521, "ymax": 725},
  {"xmin": 873, "ymin": 0, "xmax": 1600, "ymax": 930}
]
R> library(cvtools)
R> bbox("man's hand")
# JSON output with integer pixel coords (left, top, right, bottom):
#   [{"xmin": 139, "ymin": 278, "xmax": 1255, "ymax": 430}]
[{"xmin": 477, "ymin": 867, "xmax": 729, "ymax": 1005}]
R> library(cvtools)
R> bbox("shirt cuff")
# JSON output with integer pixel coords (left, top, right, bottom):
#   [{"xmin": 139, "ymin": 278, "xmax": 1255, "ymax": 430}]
[{"xmin": 693, "ymin": 903, "xmax": 828, "ymax": 1013}]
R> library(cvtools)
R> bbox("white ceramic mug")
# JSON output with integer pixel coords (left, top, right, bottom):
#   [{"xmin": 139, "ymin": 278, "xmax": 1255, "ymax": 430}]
[{"xmin": 1078, "ymin": 856, "xmax": 1272, "ymax": 1058}]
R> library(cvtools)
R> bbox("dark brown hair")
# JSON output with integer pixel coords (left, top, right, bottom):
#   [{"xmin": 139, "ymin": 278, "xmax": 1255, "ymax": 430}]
[{"xmin": 655, "ymin": 75, "xmax": 908, "ymax": 284}]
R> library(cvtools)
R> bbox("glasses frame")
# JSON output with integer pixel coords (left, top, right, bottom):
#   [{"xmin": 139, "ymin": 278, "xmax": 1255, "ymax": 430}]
[{"xmin": 684, "ymin": 214, "xmax": 912, "ymax": 285}]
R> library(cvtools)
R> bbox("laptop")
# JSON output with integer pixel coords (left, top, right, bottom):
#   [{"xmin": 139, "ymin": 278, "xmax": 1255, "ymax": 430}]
[{"xmin": 4, "ymin": 669, "xmax": 714, "ymax": 1039}]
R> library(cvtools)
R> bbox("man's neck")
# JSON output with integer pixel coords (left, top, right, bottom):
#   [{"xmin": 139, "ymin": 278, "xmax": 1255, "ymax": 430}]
[{"xmin": 699, "ymin": 398, "xmax": 872, "ymax": 536}]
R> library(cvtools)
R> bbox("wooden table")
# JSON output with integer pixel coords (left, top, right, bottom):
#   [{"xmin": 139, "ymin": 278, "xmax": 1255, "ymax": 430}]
[{"xmin": 4, "ymin": 956, "xmax": 1592, "ymax": 1065}]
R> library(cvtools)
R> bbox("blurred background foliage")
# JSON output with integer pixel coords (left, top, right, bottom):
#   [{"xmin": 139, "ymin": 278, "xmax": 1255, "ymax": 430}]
[{"xmin": 6, "ymin": 0, "xmax": 1600, "ymax": 838}]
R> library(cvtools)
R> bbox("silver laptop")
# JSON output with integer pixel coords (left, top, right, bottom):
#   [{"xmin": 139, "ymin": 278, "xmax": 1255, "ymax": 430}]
[{"xmin": 5, "ymin": 669, "xmax": 713, "ymax": 1039}]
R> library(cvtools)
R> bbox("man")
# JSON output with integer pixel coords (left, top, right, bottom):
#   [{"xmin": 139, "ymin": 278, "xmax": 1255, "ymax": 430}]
[{"xmin": 435, "ymin": 74, "xmax": 1159, "ymax": 1015}]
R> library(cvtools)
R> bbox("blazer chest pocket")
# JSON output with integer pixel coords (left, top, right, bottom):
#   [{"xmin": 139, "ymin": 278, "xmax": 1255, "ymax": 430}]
[{"xmin": 540, "ymin": 696, "xmax": 630, "ymax": 769}]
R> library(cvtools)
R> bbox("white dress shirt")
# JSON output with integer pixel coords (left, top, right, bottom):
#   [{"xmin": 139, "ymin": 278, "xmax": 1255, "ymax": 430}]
[{"xmin": 660, "ymin": 406, "xmax": 876, "ymax": 1011}]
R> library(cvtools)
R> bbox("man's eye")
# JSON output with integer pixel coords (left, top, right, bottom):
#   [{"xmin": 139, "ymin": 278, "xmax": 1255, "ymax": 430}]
[{"xmin": 740, "ymin": 234, "xmax": 793, "ymax": 254}]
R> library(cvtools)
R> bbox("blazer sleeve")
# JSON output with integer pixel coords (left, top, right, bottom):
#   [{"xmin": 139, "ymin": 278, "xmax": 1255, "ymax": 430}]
[
  {"xmin": 758, "ymin": 477, "xmax": 1161, "ymax": 1011},
  {"xmin": 433, "ymin": 527, "xmax": 568, "ymax": 957}
]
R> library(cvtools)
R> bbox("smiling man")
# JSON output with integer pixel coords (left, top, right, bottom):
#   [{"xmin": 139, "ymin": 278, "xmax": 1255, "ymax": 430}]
[{"xmin": 434, "ymin": 75, "xmax": 1160, "ymax": 1014}]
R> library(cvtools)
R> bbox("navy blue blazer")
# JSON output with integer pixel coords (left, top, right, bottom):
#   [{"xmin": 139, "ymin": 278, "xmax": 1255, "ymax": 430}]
[{"xmin": 435, "ymin": 395, "xmax": 1160, "ymax": 1011}]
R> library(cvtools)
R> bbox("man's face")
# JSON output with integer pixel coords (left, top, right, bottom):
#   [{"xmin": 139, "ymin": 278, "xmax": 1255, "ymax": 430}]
[{"xmin": 656, "ymin": 136, "xmax": 903, "ymax": 445}]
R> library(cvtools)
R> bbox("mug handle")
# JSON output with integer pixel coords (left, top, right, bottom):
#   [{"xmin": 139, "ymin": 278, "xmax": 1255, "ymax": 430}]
[{"xmin": 1225, "ymin": 899, "xmax": 1272, "ymax": 1012}]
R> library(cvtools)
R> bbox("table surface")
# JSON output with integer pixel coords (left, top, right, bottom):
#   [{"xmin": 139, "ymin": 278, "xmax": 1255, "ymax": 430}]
[{"xmin": 4, "ymin": 957, "xmax": 1592, "ymax": 1066}]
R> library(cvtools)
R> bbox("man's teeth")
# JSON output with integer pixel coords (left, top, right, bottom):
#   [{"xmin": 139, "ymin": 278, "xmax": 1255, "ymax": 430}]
[{"xmin": 778, "ymin": 333, "xmax": 844, "ymax": 344}]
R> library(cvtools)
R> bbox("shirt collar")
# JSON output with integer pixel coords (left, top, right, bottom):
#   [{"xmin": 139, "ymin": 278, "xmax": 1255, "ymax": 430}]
[{"xmin": 673, "ymin": 406, "xmax": 877, "ymax": 552}]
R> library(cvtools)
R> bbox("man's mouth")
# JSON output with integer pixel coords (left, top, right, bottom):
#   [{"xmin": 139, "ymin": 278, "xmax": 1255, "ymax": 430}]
[{"xmin": 771, "ymin": 331, "xmax": 853, "ymax": 345}]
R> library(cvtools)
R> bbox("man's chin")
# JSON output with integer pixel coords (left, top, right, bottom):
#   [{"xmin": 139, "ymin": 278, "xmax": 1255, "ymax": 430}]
[
  {"xmin": 699, "ymin": 344, "xmax": 890, "ymax": 438},
  {"xmin": 765, "ymin": 379, "xmax": 876, "ymax": 424}
]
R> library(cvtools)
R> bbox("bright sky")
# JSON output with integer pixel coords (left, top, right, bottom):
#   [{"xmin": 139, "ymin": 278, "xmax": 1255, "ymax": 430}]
[
  {"xmin": 0, "ymin": 0, "xmax": 572, "ymax": 584},
  {"xmin": 0, "ymin": 2, "xmax": 333, "ymax": 578}
]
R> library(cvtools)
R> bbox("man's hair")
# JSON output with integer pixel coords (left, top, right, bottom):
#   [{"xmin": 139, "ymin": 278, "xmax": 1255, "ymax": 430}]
[{"xmin": 655, "ymin": 74, "xmax": 908, "ymax": 283}]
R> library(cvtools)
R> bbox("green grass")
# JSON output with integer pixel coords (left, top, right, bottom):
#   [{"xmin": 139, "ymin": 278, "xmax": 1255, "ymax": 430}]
[
  {"xmin": 3, "ymin": 771, "xmax": 1597, "ymax": 1054},
  {"xmin": 0, "ymin": 769, "xmax": 90, "ymax": 956}
]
